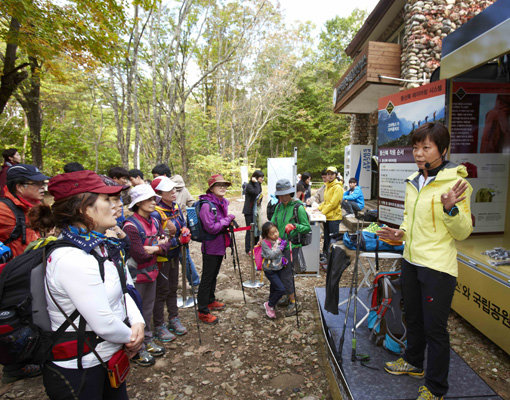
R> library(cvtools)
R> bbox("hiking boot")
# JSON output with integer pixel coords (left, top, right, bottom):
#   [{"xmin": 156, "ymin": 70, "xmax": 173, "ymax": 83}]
[
  {"xmin": 416, "ymin": 386, "xmax": 443, "ymax": 400},
  {"xmin": 277, "ymin": 295, "xmax": 289, "ymax": 308},
  {"xmin": 384, "ymin": 357, "xmax": 424, "ymax": 378},
  {"xmin": 264, "ymin": 302, "xmax": 276, "ymax": 319},
  {"xmin": 145, "ymin": 340, "xmax": 165, "ymax": 357},
  {"xmin": 1, "ymin": 364, "xmax": 41, "ymax": 383},
  {"xmin": 284, "ymin": 302, "xmax": 302, "ymax": 317},
  {"xmin": 155, "ymin": 324, "xmax": 177, "ymax": 342},
  {"xmin": 168, "ymin": 317, "xmax": 187, "ymax": 336},
  {"xmin": 208, "ymin": 300, "xmax": 225, "ymax": 311},
  {"xmin": 198, "ymin": 312, "xmax": 218, "ymax": 325},
  {"xmin": 132, "ymin": 350, "xmax": 155, "ymax": 367}
]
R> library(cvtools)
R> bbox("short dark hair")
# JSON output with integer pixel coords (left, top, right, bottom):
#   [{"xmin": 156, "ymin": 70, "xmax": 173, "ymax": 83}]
[
  {"xmin": 411, "ymin": 122, "xmax": 450, "ymax": 155},
  {"xmin": 349, "ymin": 178, "xmax": 357, "ymax": 184},
  {"xmin": 128, "ymin": 169, "xmax": 144, "ymax": 180},
  {"xmin": 63, "ymin": 162, "xmax": 84, "ymax": 173},
  {"xmin": 320, "ymin": 168, "xmax": 327, "ymax": 176},
  {"xmin": 2, "ymin": 148, "xmax": 17, "ymax": 162},
  {"xmin": 6, "ymin": 177, "xmax": 27, "ymax": 195},
  {"xmin": 261, "ymin": 221, "xmax": 277, "ymax": 239},
  {"xmin": 251, "ymin": 170, "xmax": 264, "ymax": 179},
  {"xmin": 301, "ymin": 172, "xmax": 311, "ymax": 181},
  {"xmin": 151, "ymin": 163, "xmax": 171, "ymax": 177},
  {"xmin": 108, "ymin": 166, "xmax": 130, "ymax": 179}
]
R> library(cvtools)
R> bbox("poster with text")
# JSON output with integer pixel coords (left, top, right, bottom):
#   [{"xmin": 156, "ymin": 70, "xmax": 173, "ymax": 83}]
[
  {"xmin": 450, "ymin": 82, "xmax": 510, "ymax": 232},
  {"xmin": 377, "ymin": 80, "xmax": 446, "ymax": 226}
]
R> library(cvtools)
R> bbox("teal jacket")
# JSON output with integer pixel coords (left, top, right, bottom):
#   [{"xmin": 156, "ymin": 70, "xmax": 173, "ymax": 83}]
[{"xmin": 271, "ymin": 200, "xmax": 311, "ymax": 249}]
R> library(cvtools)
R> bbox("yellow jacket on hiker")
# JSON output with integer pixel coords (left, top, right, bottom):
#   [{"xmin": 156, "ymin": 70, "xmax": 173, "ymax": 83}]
[
  {"xmin": 318, "ymin": 179, "xmax": 344, "ymax": 221},
  {"xmin": 400, "ymin": 162, "xmax": 473, "ymax": 277}
]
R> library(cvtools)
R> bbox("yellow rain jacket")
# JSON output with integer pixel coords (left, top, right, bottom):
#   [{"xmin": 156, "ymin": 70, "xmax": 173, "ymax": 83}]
[
  {"xmin": 400, "ymin": 162, "xmax": 473, "ymax": 277},
  {"xmin": 318, "ymin": 179, "xmax": 344, "ymax": 221}
]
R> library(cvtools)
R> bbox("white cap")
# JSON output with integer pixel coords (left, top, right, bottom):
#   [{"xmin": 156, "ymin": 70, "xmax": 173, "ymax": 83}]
[
  {"xmin": 128, "ymin": 184, "xmax": 161, "ymax": 210},
  {"xmin": 151, "ymin": 176, "xmax": 177, "ymax": 192}
]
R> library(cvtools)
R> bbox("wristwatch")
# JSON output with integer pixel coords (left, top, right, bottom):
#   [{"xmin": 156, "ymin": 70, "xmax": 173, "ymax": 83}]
[{"xmin": 444, "ymin": 205, "xmax": 459, "ymax": 216}]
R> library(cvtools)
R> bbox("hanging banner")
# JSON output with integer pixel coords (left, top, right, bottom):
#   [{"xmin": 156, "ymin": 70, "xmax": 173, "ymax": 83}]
[
  {"xmin": 449, "ymin": 81, "xmax": 510, "ymax": 233},
  {"xmin": 377, "ymin": 80, "xmax": 447, "ymax": 226}
]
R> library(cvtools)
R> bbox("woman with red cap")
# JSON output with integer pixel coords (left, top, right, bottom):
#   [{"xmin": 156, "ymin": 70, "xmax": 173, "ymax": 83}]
[
  {"xmin": 41, "ymin": 170, "xmax": 145, "ymax": 399},
  {"xmin": 196, "ymin": 174, "xmax": 236, "ymax": 324}
]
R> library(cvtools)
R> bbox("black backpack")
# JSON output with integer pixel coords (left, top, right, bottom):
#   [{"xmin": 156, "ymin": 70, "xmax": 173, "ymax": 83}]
[
  {"xmin": 0, "ymin": 197, "xmax": 27, "ymax": 246},
  {"xmin": 367, "ymin": 271, "xmax": 407, "ymax": 355},
  {"xmin": 0, "ymin": 239, "xmax": 123, "ymax": 367}
]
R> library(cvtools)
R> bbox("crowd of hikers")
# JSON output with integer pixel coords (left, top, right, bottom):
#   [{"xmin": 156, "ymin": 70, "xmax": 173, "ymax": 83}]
[{"xmin": 0, "ymin": 150, "xmax": 315, "ymax": 399}]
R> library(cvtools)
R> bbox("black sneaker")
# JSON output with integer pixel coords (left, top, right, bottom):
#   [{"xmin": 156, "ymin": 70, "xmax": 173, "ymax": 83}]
[
  {"xmin": 1, "ymin": 364, "xmax": 42, "ymax": 384},
  {"xmin": 132, "ymin": 350, "xmax": 155, "ymax": 367}
]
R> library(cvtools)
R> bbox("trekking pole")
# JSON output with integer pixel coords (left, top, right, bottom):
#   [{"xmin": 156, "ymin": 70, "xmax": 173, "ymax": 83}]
[
  {"xmin": 338, "ymin": 238, "xmax": 358, "ymax": 361},
  {"xmin": 182, "ymin": 245, "xmax": 201, "ymax": 345},
  {"xmin": 230, "ymin": 226, "xmax": 247, "ymax": 304},
  {"xmin": 351, "ymin": 216, "xmax": 372, "ymax": 366},
  {"xmin": 288, "ymin": 241, "xmax": 300, "ymax": 328}
]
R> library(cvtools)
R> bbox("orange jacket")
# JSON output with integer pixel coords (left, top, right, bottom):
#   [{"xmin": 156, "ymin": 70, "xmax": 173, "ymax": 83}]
[{"xmin": 0, "ymin": 188, "xmax": 40, "ymax": 258}]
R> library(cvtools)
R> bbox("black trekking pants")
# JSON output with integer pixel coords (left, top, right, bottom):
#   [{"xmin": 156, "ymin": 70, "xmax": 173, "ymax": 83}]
[
  {"xmin": 401, "ymin": 259, "xmax": 456, "ymax": 397},
  {"xmin": 197, "ymin": 254, "xmax": 223, "ymax": 314}
]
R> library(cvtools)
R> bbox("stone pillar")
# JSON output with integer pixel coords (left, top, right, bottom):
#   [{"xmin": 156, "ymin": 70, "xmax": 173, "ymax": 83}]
[
  {"xmin": 349, "ymin": 114, "xmax": 370, "ymax": 144},
  {"xmin": 401, "ymin": 0, "xmax": 496, "ymax": 89}
]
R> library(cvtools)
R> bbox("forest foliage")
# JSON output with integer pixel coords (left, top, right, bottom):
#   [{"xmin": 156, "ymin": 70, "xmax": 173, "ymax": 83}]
[{"xmin": 0, "ymin": 0, "xmax": 366, "ymax": 191}]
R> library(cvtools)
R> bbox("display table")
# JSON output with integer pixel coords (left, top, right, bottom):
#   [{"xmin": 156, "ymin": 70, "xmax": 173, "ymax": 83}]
[
  {"xmin": 453, "ymin": 233, "xmax": 510, "ymax": 355},
  {"xmin": 299, "ymin": 208, "xmax": 326, "ymax": 276}
]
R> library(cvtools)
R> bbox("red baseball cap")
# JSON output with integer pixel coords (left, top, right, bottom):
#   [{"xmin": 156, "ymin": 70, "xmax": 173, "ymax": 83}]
[{"xmin": 48, "ymin": 170, "xmax": 123, "ymax": 201}]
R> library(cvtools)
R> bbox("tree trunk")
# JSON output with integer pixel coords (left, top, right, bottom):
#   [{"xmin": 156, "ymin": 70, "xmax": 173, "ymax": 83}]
[
  {"xmin": 0, "ymin": 18, "xmax": 28, "ymax": 115},
  {"xmin": 16, "ymin": 57, "xmax": 43, "ymax": 169}
]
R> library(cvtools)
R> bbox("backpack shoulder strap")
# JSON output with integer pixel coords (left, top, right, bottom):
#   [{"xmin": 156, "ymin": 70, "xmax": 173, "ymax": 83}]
[
  {"xmin": 124, "ymin": 216, "xmax": 146, "ymax": 242},
  {"xmin": 0, "ymin": 197, "xmax": 26, "ymax": 245}
]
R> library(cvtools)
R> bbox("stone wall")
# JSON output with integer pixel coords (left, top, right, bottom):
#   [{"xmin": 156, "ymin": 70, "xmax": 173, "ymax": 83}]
[
  {"xmin": 401, "ymin": 0, "xmax": 496, "ymax": 89},
  {"xmin": 349, "ymin": 114, "xmax": 370, "ymax": 144}
]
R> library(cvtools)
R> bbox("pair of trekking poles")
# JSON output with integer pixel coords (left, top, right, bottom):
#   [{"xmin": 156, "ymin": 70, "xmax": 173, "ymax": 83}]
[{"xmin": 338, "ymin": 217, "xmax": 371, "ymax": 367}]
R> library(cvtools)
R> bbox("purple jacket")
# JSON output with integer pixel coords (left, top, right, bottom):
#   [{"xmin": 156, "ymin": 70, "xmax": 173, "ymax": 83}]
[{"xmin": 199, "ymin": 193, "xmax": 234, "ymax": 256}]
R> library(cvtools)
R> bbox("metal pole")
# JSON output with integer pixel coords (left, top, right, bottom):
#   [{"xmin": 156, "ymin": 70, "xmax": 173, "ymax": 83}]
[
  {"xmin": 177, "ymin": 245, "xmax": 194, "ymax": 308},
  {"xmin": 243, "ymin": 223, "xmax": 264, "ymax": 288}
]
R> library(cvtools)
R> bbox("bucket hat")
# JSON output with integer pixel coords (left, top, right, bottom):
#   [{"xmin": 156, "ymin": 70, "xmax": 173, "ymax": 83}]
[
  {"xmin": 7, "ymin": 164, "xmax": 49, "ymax": 183},
  {"xmin": 151, "ymin": 176, "xmax": 176, "ymax": 192},
  {"xmin": 274, "ymin": 179, "xmax": 295, "ymax": 196},
  {"xmin": 49, "ymin": 170, "xmax": 122, "ymax": 201},
  {"xmin": 128, "ymin": 184, "xmax": 161, "ymax": 210},
  {"xmin": 207, "ymin": 174, "xmax": 231, "ymax": 192}
]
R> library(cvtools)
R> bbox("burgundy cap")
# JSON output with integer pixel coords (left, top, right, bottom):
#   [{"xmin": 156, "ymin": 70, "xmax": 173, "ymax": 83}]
[
  {"xmin": 207, "ymin": 174, "xmax": 231, "ymax": 191},
  {"xmin": 48, "ymin": 170, "xmax": 123, "ymax": 201}
]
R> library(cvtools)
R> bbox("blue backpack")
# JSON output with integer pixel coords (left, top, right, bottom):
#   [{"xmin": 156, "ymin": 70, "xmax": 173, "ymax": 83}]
[
  {"xmin": 342, "ymin": 231, "xmax": 404, "ymax": 253},
  {"xmin": 186, "ymin": 200, "xmax": 218, "ymax": 242}
]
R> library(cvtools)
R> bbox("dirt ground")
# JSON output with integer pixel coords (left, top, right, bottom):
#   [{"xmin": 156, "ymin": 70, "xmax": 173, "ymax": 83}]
[{"xmin": 0, "ymin": 195, "xmax": 509, "ymax": 400}]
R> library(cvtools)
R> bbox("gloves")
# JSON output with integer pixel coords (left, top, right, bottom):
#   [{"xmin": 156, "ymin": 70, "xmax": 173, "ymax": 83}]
[
  {"xmin": 279, "ymin": 239, "xmax": 287, "ymax": 252},
  {"xmin": 228, "ymin": 214, "xmax": 236, "ymax": 221},
  {"xmin": 179, "ymin": 227, "xmax": 191, "ymax": 244},
  {"xmin": 282, "ymin": 257, "xmax": 288, "ymax": 266},
  {"xmin": 285, "ymin": 224, "xmax": 296, "ymax": 234}
]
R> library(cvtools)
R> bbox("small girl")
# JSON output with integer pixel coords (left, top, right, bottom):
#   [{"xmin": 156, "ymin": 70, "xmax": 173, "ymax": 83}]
[{"xmin": 260, "ymin": 221, "xmax": 288, "ymax": 319}]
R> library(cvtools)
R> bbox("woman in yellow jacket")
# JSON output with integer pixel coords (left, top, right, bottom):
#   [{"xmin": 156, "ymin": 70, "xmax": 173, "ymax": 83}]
[
  {"xmin": 378, "ymin": 123, "xmax": 472, "ymax": 400},
  {"xmin": 317, "ymin": 166, "xmax": 343, "ymax": 260}
]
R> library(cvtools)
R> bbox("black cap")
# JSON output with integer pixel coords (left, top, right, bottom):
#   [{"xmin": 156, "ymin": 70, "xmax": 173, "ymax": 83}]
[{"xmin": 6, "ymin": 164, "xmax": 50, "ymax": 183}]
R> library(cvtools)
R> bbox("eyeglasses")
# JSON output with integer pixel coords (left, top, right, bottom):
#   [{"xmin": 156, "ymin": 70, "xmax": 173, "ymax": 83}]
[
  {"xmin": 24, "ymin": 181, "xmax": 46, "ymax": 188},
  {"xmin": 215, "ymin": 183, "xmax": 229, "ymax": 188}
]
